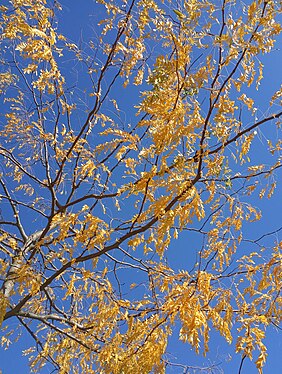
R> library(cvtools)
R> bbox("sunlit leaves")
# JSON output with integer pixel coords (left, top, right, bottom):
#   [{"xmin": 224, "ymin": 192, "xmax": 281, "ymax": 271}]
[
  {"xmin": 0, "ymin": 0, "xmax": 282, "ymax": 373},
  {"xmin": 0, "ymin": 293, "xmax": 8, "ymax": 327}
]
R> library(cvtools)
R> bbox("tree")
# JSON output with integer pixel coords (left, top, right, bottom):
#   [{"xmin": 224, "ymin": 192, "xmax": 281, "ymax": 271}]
[{"xmin": 0, "ymin": 0, "xmax": 281, "ymax": 372}]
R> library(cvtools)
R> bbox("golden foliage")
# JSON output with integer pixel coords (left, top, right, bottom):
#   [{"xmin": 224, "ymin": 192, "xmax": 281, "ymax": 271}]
[{"xmin": 0, "ymin": 0, "xmax": 282, "ymax": 373}]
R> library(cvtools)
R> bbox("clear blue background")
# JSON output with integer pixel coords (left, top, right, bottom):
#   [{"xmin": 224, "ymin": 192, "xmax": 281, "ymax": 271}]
[{"xmin": 1, "ymin": 1, "xmax": 281, "ymax": 373}]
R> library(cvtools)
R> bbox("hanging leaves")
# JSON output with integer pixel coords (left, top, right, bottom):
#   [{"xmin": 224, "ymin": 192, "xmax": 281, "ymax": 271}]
[{"xmin": 0, "ymin": 0, "xmax": 282, "ymax": 373}]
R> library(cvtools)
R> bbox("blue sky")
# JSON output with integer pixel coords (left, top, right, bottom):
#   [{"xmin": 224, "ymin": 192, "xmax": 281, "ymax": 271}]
[{"xmin": 1, "ymin": 1, "xmax": 282, "ymax": 373}]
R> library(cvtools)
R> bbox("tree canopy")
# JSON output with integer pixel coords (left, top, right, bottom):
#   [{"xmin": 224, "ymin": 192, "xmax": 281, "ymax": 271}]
[{"xmin": 0, "ymin": 0, "xmax": 282, "ymax": 373}]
